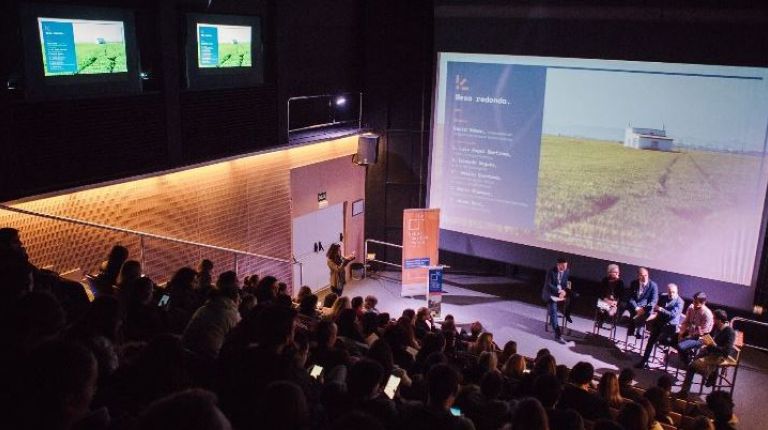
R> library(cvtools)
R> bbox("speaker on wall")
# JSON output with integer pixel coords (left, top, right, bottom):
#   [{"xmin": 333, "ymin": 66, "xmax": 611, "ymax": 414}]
[{"xmin": 356, "ymin": 133, "xmax": 379, "ymax": 165}]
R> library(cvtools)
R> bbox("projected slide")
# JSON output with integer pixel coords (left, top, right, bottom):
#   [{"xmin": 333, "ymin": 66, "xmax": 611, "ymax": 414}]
[
  {"xmin": 197, "ymin": 24, "xmax": 252, "ymax": 68},
  {"xmin": 37, "ymin": 18, "xmax": 127, "ymax": 76},
  {"xmin": 431, "ymin": 53, "xmax": 768, "ymax": 286}
]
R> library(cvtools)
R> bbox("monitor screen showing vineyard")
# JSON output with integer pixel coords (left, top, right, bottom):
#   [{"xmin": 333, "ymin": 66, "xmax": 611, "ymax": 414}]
[
  {"xmin": 197, "ymin": 24, "xmax": 252, "ymax": 68},
  {"xmin": 37, "ymin": 18, "xmax": 127, "ymax": 76}
]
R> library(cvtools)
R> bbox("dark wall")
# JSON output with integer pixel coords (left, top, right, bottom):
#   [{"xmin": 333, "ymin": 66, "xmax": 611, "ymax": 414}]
[{"xmin": 0, "ymin": 0, "xmax": 363, "ymax": 201}]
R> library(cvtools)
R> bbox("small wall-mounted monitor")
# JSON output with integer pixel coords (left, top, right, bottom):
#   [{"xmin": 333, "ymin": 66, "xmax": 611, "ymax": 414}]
[
  {"xmin": 185, "ymin": 13, "xmax": 264, "ymax": 90},
  {"xmin": 20, "ymin": 3, "xmax": 141, "ymax": 99}
]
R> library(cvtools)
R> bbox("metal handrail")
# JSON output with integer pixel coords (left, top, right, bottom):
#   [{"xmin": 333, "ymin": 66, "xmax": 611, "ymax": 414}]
[
  {"xmin": 0, "ymin": 204, "xmax": 291, "ymax": 264},
  {"xmin": 731, "ymin": 316, "xmax": 768, "ymax": 353},
  {"xmin": 364, "ymin": 238, "xmax": 403, "ymax": 271}
]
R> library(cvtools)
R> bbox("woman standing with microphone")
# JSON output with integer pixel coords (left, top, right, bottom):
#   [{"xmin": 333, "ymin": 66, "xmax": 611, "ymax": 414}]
[{"xmin": 327, "ymin": 243, "xmax": 355, "ymax": 296}]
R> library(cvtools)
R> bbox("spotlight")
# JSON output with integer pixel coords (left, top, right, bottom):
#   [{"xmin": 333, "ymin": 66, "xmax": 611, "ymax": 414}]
[{"xmin": 335, "ymin": 96, "xmax": 347, "ymax": 107}]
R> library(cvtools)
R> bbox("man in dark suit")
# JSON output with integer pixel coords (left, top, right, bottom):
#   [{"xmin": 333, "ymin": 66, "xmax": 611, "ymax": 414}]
[
  {"xmin": 677, "ymin": 309, "xmax": 736, "ymax": 397},
  {"xmin": 636, "ymin": 283, "xmax": 684, "ymax": 368},
  {"xmin": 626, "ymin": 267, "xmax": 659, "ymax": 337},
  {"xmin": 558, "ymin": 362, "xmax": 611, "ymax": 421},
  {"xmin": 541, "ymin": 258, "xmax": 569, "ymax": 343}
]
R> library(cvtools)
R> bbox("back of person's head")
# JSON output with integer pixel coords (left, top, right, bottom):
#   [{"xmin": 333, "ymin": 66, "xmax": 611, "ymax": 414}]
[
  {"xmin": 197, "ymin": 259, "xmax": 214, "ymax": 274},
  {"xmin": 299, "ymin": 294, "xmax": 319, "ymax": 315},
  {"xmin": 274, "ymin": 293, "xmax": 293, "ymax": 309},
  {"xmin": 533, "ymin": 373, "xmax": 563, "ymax": 409},
  {"xmin": 536, "ymin": 348, "xmax": 551, "ymax": 360},
  {"xmin": 656, "ymin": 373, "xmax": 674, "ymax": 392},
  {"xmin": 316, "ymin": 319, "xmax": 337, "ymax": 347},
  {"xmin": 255, "ymin": 275, "xmax": 278, "ymax": 302},
  {"xmin": 366, "ymin": 338, "xmax": 394, "ymax": 373},
  {"xmin": 330, "ymin": 411, "xmax": 385, "ymax": 430},
  {"xmin": 168, "ymin": 267, "xmax": 197, "ymax": 291},
  {"xmin": 364, "ymin": 295, "xmax": 378, "ymax": 309},
  {"xmin": 0, "ymin": 226, "xmax": 21, "ymax": 247},
  {"xmin": 296, "ymin": 286, "xmax": 312, "ymax": 302},
  {"xmin": 478, "ymin": 350, "xmax": 498, "ymax": 371},
  {"xmin": 377, "ymin": 312, "xmax": 390, "ymax": 327},
  {"xmin": 103, "ymin": 245, "xmax": 130, "ymax": 282},
  {"xmin": 503, "ymin": 353, "xmax": 526, "ymax": 379},
  {"xmin": 501, "ymin": 340, "xmax": 518, "ymax": 358},
  {"xmin": 216, "ymin": 271, "xmax": 239, "ymax": 291},
  {"xmin": 20, "ymin": 340, "xmax": 98, "ymax": 429},
  {"xmin": 277, "ymin": 282, "xmax": 288, "ymax": 295},
  {"xmin": 0, "ymin": 248, "xmax": 33, "ymax": 300},
  {"xmin": 128, "ymin": 276, "xmax": 155, "ymax": 306},
  {"xmin": 361, "ymin": 311, "xmax": 379, "ymax": 336},
  {"xmin": 252, "ymin": 305, "xmax": 296, "ymax": 348},
  {"xmin": 593, "ymin": 419, "xmax": 625, "ymax": 430},
  {"xmin": 401, "ymin": 308, "xmax": 416, "ymax": 322},
  {"xmin": 643, "ymin": 386, "xmax": 670, "ymax": 421},
  {"xmin": 12, "ymin": 291, "xmax": 65, "ymax": 350},
  {"xmin": 598, "ymin": 372, "xmax": 621, "ymax": 404},
  {"xmin": 331, "ymin": 296, "xmax": 351, "ymax": 316},
  {"xmin": 85, "ymin": 295, "xmax": 121, "ymax": 340},
  {"xmin": 569, "ymin": 362, "xmax": 594, "ymax": 386},
  {"xmin": 136, "ymin": 389, "xmax": 231, "ymax": 430},
  {"xmin": 351, "ymin": 296, "xmax": 364, "ymax": 309},
  {"xmin": 118, "ymin": 260, "xmax": 142, "ymax": 285},
  {"xmin": 533, "ymin": 353, "xmax": 556, "ymax": 377},
  {"xmin": 713, "ymin": 309, "xmax": 728, "ymax": 323},
  {"xmin": 636, "ymin": 397, "xmax": 657, "ymax": 428},
  {"xmin": 619, "ymin": 367, "xmax": 635, "ymax": 386},
  {"xmin": 617, "ymin": 401, "xmax": 649, "ymax": 430},
  {"xmin": 348, "ymin": 358, "xmax": 385, "ymax": 400},
  {"xmin": 427, "ymin": 363, "xmax": 460, "ymax": 407},
  {"xmin": 510, "ymin": 397, "xmax": 549, "ymax": 430},
  {"xmin": 418, "ymin": 332, "xmax": 446, "ymax": 358},
  {"xmin": 337, "ymin": 308, "xmax": 360, "ymax": 335},
  {"xmin": 470, "ymin": 320, "xmax": 483, "ymax": 336},
  {"xmin": 480, "ymin": 369, "xmax": 504, "ymax": 400},
  {"xmin": 555, "ymin": 364, "xmax": 570, "ymax": 385},
  {"xmin": 259, "ymin": 381, "xmax": 308, "ymax": 430},
  {"xmin": 689, "ymin": 416, "xmax": 715, "ymax": 430},
  {"xmin": 706, "ymin": 390, "xmax": 735, "ymax": 423},
  {"xmin": 323, "ymin": 292, "xmax": 338, "ymax": 308}
]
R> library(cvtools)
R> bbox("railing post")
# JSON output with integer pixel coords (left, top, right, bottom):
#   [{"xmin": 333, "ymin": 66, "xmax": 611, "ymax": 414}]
[{"xmin": 139, "ymin": 235, "xmax": 146, "ymax": 269}]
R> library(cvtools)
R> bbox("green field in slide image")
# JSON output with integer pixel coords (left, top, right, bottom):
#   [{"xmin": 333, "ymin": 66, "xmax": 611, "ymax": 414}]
[
  {"xmin": 217, "ymin": 42, "xmax": 251, "ymax": 67},
  {"xmin": 43, "ymin": 42, "xmax": 127, "ymax": 75},
  {"xmin": 534, "ymin": 135, "xmax": 762, "ymax": 256}
]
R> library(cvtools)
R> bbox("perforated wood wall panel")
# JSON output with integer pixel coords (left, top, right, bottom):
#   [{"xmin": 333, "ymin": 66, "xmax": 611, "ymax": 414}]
[{"xmin": 0, "ymin": 137, "xmax": 359, "ymax": 288}]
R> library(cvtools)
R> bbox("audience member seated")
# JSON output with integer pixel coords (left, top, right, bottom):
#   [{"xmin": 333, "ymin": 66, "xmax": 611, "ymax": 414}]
[
  {"xmin": 337, "ymin": 307, "xmax": 367, "ymax": 346},
  {"xmin": 344, "ymin": 359, "xmax": 398, "ymax": 428},
  {"xmin": 469, "ymin": 332, "xmax": 496, "ymax": 355},
  {"xmin": 182, "ymin": 271, "xmax": 241, "ymax": 359},
  {"xmin": 414, "ymin": 307, "xmax": 433, "ymax": 340},
  {"xmin": 499, "ymin": 340, "xmax": 518, "ymax": 366},
  {"xmin": 123, "ymin": 276, "xmax": 166, "ymax": 342},
  {"xmin": 311, "ymin": 319, "xmax": 352, "ymax": 371},
  {"xmin": 91, "ymin": 244, "xmax": 129, "ymax": 297},
  {"xmin": 165, "ymin": 267, "xmax": 202, "ymax": 333},
  {"xmin": 401, "ymin": 363, "xmax": 475, "ymax": 430},
  {"xmin": 510, "ymin": 397, "xmax": 549, "ymax": 430},
  {"xmin": 617, "ymin": 401, "xmax": 650, "ymax": 430},
  {"xmin": 678, "ymin": 291, "xmax": 715, "ymax": 365},
  {"xmin": 598, "ymin": 371, "xmax": 624, "ymax": 409},
  {"xmin": 195, "ymin": 259, "xmax": 215, "ymax": 298},
  {"xmin": 329, "ymin": 296, "xmax": 352, "ymax": 321},
  {"xmin": 294, "ymin": 285, "xmax": 313, "ymax": 305},
  {"xmin": 558, "ymin": 361, "xmax": 611, "ymax": 421},
  {"xmin": 258, "ymin": 381, "xmax": 310, "ymax": 430},
  {"xmin": 361, "ymin": 311, "xmax": 380, "ymax": 345},
  {"xmin": 321, "ymin": 292, "xmax": 339, "ymax": 315},
  {"xmin": 254, "ymin": 275, "xmax": 279, "ymax": 305},
  {"xmin": 706, "ymin": 391, "xmax": 738, "ymax": 430},
  {"xmin": 534, "ymin": 373, "xmax": 584, "ymax": 430},
  {"xmin": 637, "ymin": 396, "xmax": 664, "ymax": 430},
  {"xmin": 135, "ymin": 389, "xmax": 232, "ymax": 430},
  {"xmin": 502, "ymin": 353, "xmax": 527, "ymax": 398},
  {"xmin": 351, "ymin": 296, "xmax": 365, "ymax": 317},
  {"xmin": 644, "ymin": 386, "xmax": 674, "ymax": 426},
  {"xmin": 618, "ymin": 367, "xmax": 643, "ymax": 402},
  {"xmin": 364, "ymin": 295, "xmax": 379, "ymax": 314}
]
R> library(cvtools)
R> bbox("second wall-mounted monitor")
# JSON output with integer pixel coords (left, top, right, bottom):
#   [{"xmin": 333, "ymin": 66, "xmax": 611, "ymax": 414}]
[{"xmin": 184, "ymin": 13, "xmax": 264, "ymax": 89}]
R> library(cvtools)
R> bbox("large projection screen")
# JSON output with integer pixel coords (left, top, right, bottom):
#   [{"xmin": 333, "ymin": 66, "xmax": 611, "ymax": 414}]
[{"xmin": 429, "ymin": 53, "xmax": 768, "ymax": 290}]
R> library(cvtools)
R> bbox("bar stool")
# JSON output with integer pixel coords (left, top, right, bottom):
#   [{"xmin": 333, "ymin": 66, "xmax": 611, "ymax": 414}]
[{"xmin": 593, "ymin": 300, "xmax": 618, "ymax": 339}]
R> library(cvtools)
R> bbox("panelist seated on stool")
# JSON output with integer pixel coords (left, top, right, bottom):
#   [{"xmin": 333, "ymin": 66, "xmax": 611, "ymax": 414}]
[
  {"xmin": 676, "ymin": 309, "xmax": 735, "ymax": 397},
  {"xmin": 595, "ymin": 263, "xmax": 624, "ymax": 329},
  {"xmin": 677, "ymin": 291, "xmax": 714, "ymax": 366},
  {"xmin": 541, "ymin": 257, "xmax": 569, "ymax": 344},
  {"xmin": 625, "ymin": 267, "xmax": 659, "ymax": 338},
  {"xmin": 636, "ymin": 283, "xmax": 685, "ymax": 369}
]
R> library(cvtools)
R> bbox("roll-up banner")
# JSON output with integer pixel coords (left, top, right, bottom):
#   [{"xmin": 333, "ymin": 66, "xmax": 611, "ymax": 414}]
[{"xmin": 401, "ymin": 208, "xmax": 440, "ymax": 297}]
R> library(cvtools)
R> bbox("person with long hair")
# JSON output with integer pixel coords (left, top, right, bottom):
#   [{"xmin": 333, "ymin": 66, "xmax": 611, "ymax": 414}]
[
  {"xmin": 598, "ymin": 371, "xmax": 624, "ymax": 409},
  {"xmin": 326, "ymin": 243, "xmax": 355, "ymax": 296}
]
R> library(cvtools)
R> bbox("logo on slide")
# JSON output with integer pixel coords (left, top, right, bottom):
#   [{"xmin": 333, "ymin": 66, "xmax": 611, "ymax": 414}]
[{"xmin": 455, "ymin": 74, "xmax": 469, "ymax": 92}]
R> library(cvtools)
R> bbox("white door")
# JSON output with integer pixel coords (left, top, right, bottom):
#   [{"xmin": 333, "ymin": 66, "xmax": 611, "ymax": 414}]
[{"xmin": 292, "ymin": 203, "xmax": 345, "ymax": 292}]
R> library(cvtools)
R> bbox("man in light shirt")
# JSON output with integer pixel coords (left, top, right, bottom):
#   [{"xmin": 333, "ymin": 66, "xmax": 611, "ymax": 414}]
[{"xmin": 677, "ymin": 291, "xmax": 714, "ymax": 365}]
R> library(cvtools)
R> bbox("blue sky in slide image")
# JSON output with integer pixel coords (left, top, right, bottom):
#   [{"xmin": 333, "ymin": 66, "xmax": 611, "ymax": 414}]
[{"xmin": 542, "ymin": 67, "xmax": 768, "ymax": 152}]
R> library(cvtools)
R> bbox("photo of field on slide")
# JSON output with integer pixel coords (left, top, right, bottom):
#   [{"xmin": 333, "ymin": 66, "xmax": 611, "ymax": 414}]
[
  {"xmin": 40, "ymin": 20, "xmax": 127, "ymax": 76},
  {"xmin": 535, "ymin": 135, "xmax": 763, "ymax": 257},
  {"xmin": 216, "ymin": 41, "xmax": 251, "ymax": 67}
]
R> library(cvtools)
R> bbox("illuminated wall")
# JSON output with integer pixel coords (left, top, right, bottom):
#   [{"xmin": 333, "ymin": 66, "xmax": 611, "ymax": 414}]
[{"xmin": 0, "ymin": 136, "xmax": 360, "ymax": 287}]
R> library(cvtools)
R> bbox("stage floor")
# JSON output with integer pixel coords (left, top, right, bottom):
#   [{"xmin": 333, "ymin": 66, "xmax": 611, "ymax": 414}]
[{"xmin": 336, "ymin": 272, "xmax": 768, "ymax": 429}]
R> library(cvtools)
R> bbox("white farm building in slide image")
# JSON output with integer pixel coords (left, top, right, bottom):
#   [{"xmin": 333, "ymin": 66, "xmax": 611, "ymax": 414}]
[{"xmin": 623, "ymin": 127, "xmax": 674, "ymax": 151}]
